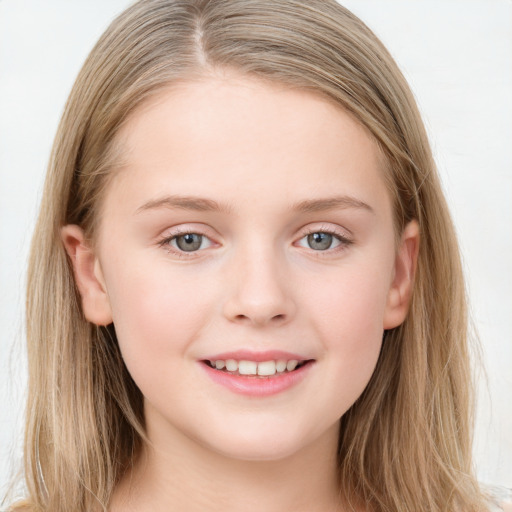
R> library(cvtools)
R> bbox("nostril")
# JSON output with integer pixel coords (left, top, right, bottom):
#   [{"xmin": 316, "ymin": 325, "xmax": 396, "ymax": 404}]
[
  {"xmin": 223, "ymin": 289, "xmax": 295, "ymax": 326},
  {"xmin": 231, "ymin": 312, "xmax": 286, "ymax": 325}
]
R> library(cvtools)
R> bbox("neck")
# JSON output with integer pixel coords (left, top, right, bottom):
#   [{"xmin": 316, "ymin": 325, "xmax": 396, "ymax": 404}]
[{"xmin": 111, "ymin": 417, "xmax": 344, "ymax": 512}]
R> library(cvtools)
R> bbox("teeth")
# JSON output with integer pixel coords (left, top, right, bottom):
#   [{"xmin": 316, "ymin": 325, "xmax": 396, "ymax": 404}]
[
  {"xmin": 209, "ymin": 358, "xmax": 305, "ymax": 375},
  {"xmin": 225, "ymin": 359, "xmax": 238, "ymax": 372},
  {"xmin": 276, "ymin": 360, "xmax": 287, "ymax": 373},
  {"xmin": 238, "ymin": 360, "xmax": 257, "ymax": 375},
  {"xmin": 257, "ymin": 361, "xmax": 276, "ymax": 376},
  {"xmin": 286, "ymin": 360, "xmax": 298, "ymax": 371}
]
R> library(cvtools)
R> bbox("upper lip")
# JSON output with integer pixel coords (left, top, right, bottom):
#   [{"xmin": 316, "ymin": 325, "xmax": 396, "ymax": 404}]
[{"xmin": 201, "ymin": 350, "xmax": 311, "ymax": 362}]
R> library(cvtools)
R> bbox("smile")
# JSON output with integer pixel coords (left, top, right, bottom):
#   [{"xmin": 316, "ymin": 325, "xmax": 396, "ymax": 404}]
[
  {"xmin": 200, "ymin": 352, "xmax": 315, "ymax": 396},
  {"xmin": 205, "ymin": 358, "xmax": 308, "ymax": 376}
]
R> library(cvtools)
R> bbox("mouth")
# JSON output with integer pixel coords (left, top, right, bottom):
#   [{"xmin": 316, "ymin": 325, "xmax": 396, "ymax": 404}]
[
  {"xmin": 202, "ymin": 358, "xmax": 313, "ymax": 377},
  {"xmin": 199, "ymin": 350, "xmax": 315, "ymax": 396}
]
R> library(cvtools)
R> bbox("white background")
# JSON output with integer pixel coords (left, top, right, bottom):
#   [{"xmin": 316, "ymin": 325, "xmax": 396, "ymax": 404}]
[{"xmin": 1, "ymin": 0, "xmax": 511, "ymax": 495}]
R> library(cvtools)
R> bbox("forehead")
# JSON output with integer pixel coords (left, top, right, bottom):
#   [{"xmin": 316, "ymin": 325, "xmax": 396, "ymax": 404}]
[{"xmin": 103, "ymin": 74, "xmax": 391, "ymax": 219}]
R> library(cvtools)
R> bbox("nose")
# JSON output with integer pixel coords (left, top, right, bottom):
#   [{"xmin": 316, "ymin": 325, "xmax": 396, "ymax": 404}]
[{"xmin": 222, "ymin": 244, "xmax": 296, "ymax": 327}]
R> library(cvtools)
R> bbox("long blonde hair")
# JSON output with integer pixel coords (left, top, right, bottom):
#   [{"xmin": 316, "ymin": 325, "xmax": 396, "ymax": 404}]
[{"xmin": 12, "ymin": 0, "xmax": 486, "ymax": 510}]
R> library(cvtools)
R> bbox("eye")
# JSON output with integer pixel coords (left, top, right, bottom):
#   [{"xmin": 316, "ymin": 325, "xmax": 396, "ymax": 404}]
[
  {"xmin": 308, "ymin": 232, "xmax": 336, "ymax": 250},
  {"xmin": 161, "ymin": 231, "xmax": 213, "ymax": 253},
  {"xmin": 296, "ymin": 229, "xmax": 352, "ymax": 252}
]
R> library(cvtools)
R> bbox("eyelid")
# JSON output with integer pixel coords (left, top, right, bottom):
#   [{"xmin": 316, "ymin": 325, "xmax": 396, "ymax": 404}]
[
  {"xmin": 157, "ymin": 224, "xmax": 219, "ymax": 257},
  {"xmin": 294, "ymin": 223, "xmax": 354, "ymax": 253},
  {"xmin": 299, "ymin": 222, "xmax": 352, "ymax": 240},
  {"xmin": 156, "ymin": 222, "xmax": 354, "ymax": 257}
]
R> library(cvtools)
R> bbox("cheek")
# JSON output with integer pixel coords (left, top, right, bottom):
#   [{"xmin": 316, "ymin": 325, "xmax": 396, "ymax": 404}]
[
  {"xmin": 309, "ymin": 261, "xmax": 391, "ymax": 339},
  {"xmin": 303, "ymin": 263, "xmax": 391, "ymax": 402},
  {"xmin": 103, "ymin": 260, "xmax": 215, "ymax": 374}
]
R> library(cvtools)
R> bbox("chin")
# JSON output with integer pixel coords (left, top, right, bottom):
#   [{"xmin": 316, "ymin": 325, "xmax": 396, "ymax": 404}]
[
  {"xmin": 208, "ymin": 438, "xmax": 305, "ymax": 462},
  {"xmin": 195, "ymin": 417, "xmax": 332, "ymax": 463}
]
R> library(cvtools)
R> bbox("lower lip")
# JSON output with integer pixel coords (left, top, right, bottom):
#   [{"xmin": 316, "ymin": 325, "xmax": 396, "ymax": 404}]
[{"xmin": 200, "ymin": 361, "xmax": 314, "ymax": 397}]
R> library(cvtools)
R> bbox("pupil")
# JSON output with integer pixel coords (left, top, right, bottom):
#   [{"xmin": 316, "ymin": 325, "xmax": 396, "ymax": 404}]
[
  {"xmin": 307, "ymin": 232, "xmax": 332, "ymax": 250},
  {"xmin": 176, "ymin": 233, "xmax": 202, "ymax": 251}
]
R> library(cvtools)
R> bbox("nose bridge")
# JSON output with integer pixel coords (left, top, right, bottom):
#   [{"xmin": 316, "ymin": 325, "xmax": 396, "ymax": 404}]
[{"xmin": 222, "ymin": 234, "xmax": 295, "ymax": 326}]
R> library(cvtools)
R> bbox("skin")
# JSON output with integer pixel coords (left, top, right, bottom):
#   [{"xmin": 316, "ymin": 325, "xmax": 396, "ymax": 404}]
[{"xmin": 63, "ymin": 72, "xmax": 419, "ymax": 512}]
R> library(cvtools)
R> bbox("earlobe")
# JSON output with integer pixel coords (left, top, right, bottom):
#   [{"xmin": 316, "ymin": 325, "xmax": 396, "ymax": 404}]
[
  {"xmin": 383, "ymin": 220, "xmax": 420, "ymax": 330},
  {"xmin": 61, "ymin": 224, "xmax": 113, "ymax": 326}
]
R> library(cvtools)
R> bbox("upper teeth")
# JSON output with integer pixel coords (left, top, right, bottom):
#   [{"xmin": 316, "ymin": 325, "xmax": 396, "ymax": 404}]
[{"xmin": 210, "ymin": 359, "xmax": 300, "ymax": 376}]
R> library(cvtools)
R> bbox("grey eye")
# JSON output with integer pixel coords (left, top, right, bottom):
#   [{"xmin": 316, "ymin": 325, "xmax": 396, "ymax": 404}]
[
  {"xmin": 306, "ymin": 232, "xmax": 334, "ymax": 251},
  {"xmin": 174, "ymin": 233, "xmax": 204, "ymax": 252}
]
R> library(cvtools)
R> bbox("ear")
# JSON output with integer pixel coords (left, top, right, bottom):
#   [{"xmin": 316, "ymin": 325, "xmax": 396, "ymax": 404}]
[
  {"xmin": 61, "ymin": 224, "xmax": 113, "ymax": 326},
  {"xmin": 383, "ymin": 220, "xmax": 420, "ymax": 330}
]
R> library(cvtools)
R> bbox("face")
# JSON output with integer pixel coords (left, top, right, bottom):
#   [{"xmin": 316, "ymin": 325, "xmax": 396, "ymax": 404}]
[{"xmin": 65, "ymin": 74, "xmax": 418, "ymax": 462}]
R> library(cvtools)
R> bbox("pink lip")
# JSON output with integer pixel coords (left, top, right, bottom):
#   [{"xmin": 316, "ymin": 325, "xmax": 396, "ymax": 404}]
[
  {"xmin": 199, "ymin": 356, "xmax": 314, "ymax": 397},
  {"xmin": 202, "ymin": 349, "xmax": 308, "ymax": 362}
]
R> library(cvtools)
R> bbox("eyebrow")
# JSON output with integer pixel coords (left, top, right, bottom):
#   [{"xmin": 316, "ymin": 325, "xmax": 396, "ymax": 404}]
[
  {"xmin": 292, "ymin": 196, "xmax": 374, "ymax": 214},
  {"xmin": 135, "ymin": 194, "xmax": 374, "ymax": 215},
  {"xmin": 136, "ymin": 195, "xmax": 233, "ymax": 214}
]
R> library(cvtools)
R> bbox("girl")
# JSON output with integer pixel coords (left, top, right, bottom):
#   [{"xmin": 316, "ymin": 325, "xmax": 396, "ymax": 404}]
[{"xmin": 6, "ymin": 0, "xmax": 511, "ymax": 510}]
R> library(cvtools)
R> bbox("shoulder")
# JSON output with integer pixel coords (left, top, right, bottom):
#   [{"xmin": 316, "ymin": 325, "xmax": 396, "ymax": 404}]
[
  {"xmin": 484, "ymin": 485, "xmax": 512, "ymax": 512},
  {"xmin": 3, "ymin": 500, "xmax": 33, "ymax": 512},
  {"xmin": 499, "ymin": 500, "xmax": 512, "ymax": 512},
  {"xmin": 496, "ymin": 502, "xmax": 512, "ymax": 512}
]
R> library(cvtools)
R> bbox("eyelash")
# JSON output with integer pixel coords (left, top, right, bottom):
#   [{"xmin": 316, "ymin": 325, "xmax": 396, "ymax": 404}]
[
  {"xmin": 157, "ymin": 227, "xmax": 214, "ymax": 258},
  {"xmin": 158, "ymin": 226, "xmax": 353, "ymax": 258},
  {"xmin": 297, "ymin": 226, "xmax": 353, "ymax": 255}
]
